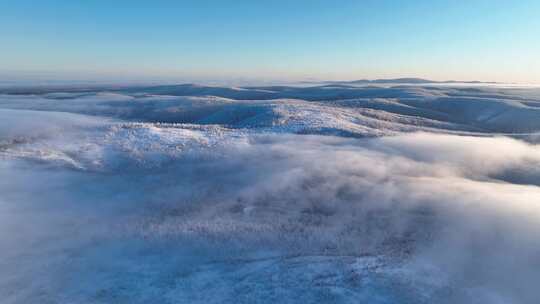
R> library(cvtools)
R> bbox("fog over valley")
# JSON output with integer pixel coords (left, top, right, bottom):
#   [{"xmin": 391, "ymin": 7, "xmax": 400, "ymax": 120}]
[{"xmin": 1, "ymin": 83, "xmax": 540, "ymax": 303}]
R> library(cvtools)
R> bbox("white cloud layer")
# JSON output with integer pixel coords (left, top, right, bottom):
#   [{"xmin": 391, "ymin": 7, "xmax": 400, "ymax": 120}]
[{"xmin": 1, "ymin": 106, "xmax": 540, "ymax": 303}]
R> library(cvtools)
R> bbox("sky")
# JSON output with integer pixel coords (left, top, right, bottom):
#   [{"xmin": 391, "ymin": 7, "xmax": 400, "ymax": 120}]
[{"xmin": 1, "ymin": 0, "xmax": 539, "ymax": 84}]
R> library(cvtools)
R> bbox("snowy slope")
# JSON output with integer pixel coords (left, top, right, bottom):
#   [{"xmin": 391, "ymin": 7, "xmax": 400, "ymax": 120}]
[
  {"xmin": 2, "ymin": 84, "xmax": 540, "ymax": 136},
  {"xmin": 1, "ymin": 84, "xmax": 540, "ymax": 303}
]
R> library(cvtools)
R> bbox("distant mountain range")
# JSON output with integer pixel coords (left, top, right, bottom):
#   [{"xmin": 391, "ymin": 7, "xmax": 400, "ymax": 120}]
[
  {"xmin": 0, "ymin": 78, "xmax": 503, "ymax": 96},
  {"xmin": 314, "ymin": 78, "xmax": 499, "ymax": 85}
]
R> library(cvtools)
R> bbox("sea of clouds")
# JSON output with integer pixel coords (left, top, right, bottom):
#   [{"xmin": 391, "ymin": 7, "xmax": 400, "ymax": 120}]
[{"xmin": 1, "ymin": 89, "xmax": 540, "ymax": 303}]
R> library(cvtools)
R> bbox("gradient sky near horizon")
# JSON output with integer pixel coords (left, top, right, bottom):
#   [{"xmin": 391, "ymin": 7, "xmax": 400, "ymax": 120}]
[{"xmin": 1, "ymin": 0, "xmax": 539, "ymax": 84}]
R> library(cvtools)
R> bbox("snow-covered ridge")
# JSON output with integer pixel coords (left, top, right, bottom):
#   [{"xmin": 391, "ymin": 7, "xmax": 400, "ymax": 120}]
[
  {"xmin": 2, "ymin": 84, "xmax": 540, "ymax": 137},
  {"xmin": 2, "ymin": 84, "xmax": 540, "ymax": 303}
]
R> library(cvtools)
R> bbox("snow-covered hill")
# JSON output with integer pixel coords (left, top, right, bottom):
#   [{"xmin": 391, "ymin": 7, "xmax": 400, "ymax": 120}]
[
  {"xmin": 2, "ymin": 84, "xmax": 540, "ymax": 137},
  {"xmin": 1, "ymin": 84, "xmax": 540, "ymax": 303}
]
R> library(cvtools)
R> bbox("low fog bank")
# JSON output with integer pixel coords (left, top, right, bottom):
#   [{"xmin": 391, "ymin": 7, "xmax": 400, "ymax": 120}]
[{"xmin": 1, "ymin": 108, "xmax": 540, "ymax": 303}]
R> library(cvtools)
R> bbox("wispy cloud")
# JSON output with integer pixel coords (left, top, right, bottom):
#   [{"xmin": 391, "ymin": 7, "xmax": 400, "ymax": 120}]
[{"xmin": 1, "ymin": 105, "xmax": 540, "ymax": 302}]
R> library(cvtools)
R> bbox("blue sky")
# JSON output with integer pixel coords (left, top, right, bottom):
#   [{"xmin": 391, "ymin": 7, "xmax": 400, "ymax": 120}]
[{"xmin": 1, "ymin": 0, "xmax": 539, "ymax": 83}]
